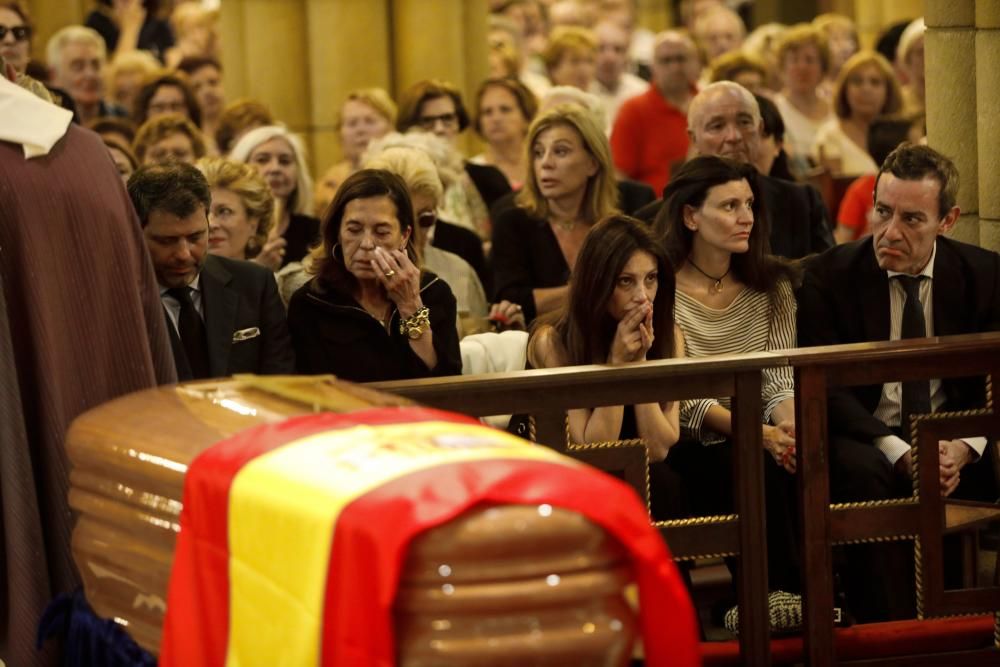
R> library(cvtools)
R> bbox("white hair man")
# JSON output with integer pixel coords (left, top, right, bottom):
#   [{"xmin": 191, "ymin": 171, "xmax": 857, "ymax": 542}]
[{"xmin": 46, "ymin": 25, "xmax": 125, "ymax": 124}]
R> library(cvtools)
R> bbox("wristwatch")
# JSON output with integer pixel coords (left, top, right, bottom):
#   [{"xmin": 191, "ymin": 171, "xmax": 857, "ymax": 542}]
[{"xmin": 399, "ymin": 306, "xmax": 431, "ymax": 340}]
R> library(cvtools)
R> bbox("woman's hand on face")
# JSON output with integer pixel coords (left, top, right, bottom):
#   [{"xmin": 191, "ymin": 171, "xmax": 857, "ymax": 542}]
[
  {"xmin": 608, "ymin": 302, "xmax": 651, "ymax": 365},
  {"xmin": 372, "ymin": 246, "xmax": 423, "ymax": 317},
  {"xmin": 763, "ymin": 423, "xmax": 796, "ymax": 474},
  {"xmin": 488, "ymin": 300, "xmax": 526, "ymax": 331},
  {"xmin": 254, "ymin": 236, "xmax": 287, "ymax": 272}
]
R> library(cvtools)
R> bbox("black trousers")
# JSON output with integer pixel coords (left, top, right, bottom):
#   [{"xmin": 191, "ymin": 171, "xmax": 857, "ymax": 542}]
[
  {"xmin": 652, "ymin": 438, "xmax": 802, "ymax": 594},
  {"xmin": 828, "ymin": 434, "xmax": 997, "ymax": 622}
]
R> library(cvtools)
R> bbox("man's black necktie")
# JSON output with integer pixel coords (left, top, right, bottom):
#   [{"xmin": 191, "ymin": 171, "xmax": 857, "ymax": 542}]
[
  {"xmin": 897, "ymin": 275, "xmax": 931, "ymax": 440},
  {"xmin": 168, "ymin": 286, "xmax": 210, "ymax": 379}
]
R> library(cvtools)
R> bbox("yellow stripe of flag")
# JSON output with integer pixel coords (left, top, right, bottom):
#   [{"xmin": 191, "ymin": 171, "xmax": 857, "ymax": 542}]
[{"xmin": 225, "ymin": 421, "xmax": 571, "ymax": 666}]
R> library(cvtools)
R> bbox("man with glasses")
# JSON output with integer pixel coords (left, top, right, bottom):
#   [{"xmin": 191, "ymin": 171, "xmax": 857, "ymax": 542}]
[
  {"xmin": 610, "ymin": 30, "xmax": 696, "ymax": 193},
  {"xmin": 797, "ymin": 143, "xmax": 1000, "ymax": 622}
]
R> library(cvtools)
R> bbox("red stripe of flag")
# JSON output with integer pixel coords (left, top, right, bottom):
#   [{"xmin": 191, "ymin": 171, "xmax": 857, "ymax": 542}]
[
  {"xmin": 320, "ymin": 458, "xmax": 701, "ymax": 667},
  {"xmin": 160, "ymin": 407, "xmax": 477, "ymax": 666}
]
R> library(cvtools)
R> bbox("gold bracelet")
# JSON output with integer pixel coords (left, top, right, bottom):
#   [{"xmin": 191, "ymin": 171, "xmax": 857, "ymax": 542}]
[{"xmin": 399, "ymin": 306, "xmax": 430, "ymax": 339}]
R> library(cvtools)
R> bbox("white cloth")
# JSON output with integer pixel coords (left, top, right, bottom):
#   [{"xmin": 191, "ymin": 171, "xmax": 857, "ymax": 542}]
[
  {"xmin": 0, "ymin": 75, "xmax": 73, "ymax": 158},
  {"xmin": 810, "ymin": 119, "xmax": 878, "ymax": 177},
  {"xmin": 460, "ymin": 330, "xmax": 529, "ymax": 429},
  {"xmin": 872, "ymin": 243, "xmax": 987, "ymax": 463},
  {"xmin": 773, "ymin": 93, "xmax": 832, "ymax": 179},
  {"xmin": 591, "ymin": 72, "xmax": 648, "ymax": 134}
]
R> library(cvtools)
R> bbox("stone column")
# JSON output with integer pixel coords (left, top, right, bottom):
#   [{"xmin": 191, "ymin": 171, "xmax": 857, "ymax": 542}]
[
  {"xmin": 219, "ymin": 0, "xmax": 312, "ymax": 166},
  {"xmin": 305, "ymin": 0, "xmax": 392, "ymax": 177},
  {"xmin": 975, "ymin": 0, "xmax": 1000, "ymax": 252},
  {"xmin": 924, "ymin": 0, "xmax": 979, "ymax": 244},
  {"xmin": 390, "ymin": 0, "xmax": 489, "ymax": 156},
  {"xmin": 22, "ymin": 0, "xmax": 88, "ymax": 59}
]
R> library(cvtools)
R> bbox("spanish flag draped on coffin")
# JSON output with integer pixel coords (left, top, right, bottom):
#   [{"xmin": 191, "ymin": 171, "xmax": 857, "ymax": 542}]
[{"xmin": 159, "ymin": 407, "xmax": 700, "ymax": 666}]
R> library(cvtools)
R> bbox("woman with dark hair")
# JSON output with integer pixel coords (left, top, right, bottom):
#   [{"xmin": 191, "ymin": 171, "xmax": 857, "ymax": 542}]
[
  {"xmin": 397, "ymin": 79, "xmax": 512, "ymax": 237},
  {"xmin": 286, "ymin": 169, "xmax": 461, "ymax": 382},
  {"xmin": 654, "ymin": 154, "xmax": 801, "ymax": 590},
  {"xmin": 133, "ymin": 72, "xmax": 201, "ymax": 127},
  {"xmin": 471, "ymin": 77, "xmax": 537, "ymax": 190},
  {"xmin": 529, "ymin": 215, "xmax": 682, "ymax": 462},
  {"xmin": 754, "ymin": 93, "xmax": 795, "ymax": 182},
  {"xmin": 0, "ymin": 1, "xmax": 32, "ymax": 73}
]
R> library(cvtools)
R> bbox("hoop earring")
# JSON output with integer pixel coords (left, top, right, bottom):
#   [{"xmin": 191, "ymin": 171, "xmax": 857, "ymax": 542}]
[{"xmin": 330, "ymin": 242, "xmax": 344, "ymax": 263}]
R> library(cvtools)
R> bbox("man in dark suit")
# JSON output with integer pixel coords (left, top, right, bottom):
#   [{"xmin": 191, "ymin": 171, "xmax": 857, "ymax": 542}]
[
  {"xmin": 798, "ymin": 143, "xmax": 1000, "ymax": 622},
  {"xmin": 128, "ymin": 162, "xmax": 295, "ymax": 380},
  {"xmin": 634, "ymin": 81, "xmax": 834, "ymax": 259}
]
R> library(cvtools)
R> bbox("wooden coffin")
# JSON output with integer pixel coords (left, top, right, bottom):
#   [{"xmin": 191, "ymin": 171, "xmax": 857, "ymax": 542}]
[
  {"xmin": 67, "ymin": 375, "xmax": 638, "ymax": 664},
  {"xmin": 66, "ymin": 375, "xmax": 412, "ymax": 653}
]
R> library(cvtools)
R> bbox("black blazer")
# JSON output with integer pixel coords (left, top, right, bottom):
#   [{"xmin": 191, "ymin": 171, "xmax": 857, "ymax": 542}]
[
  {"xmin": 796, "ymin": 237, "xmax": 1000, "ymax": 443},
  {"xmin": 465, "ymin": 162, "xmax": 512, "ymax": 210},
  {"xmin": 167, "ymin": 255, "xmax": 295, "ymax": 381},
  {"xmin": 634, "ymin": 174, "xmax": 835, "ymax": 260},
  {"xmin": 432, "ymin": 218, "xmax": 491, "ymax": 297},
  {"xmin": 287, "ymin": 272, "xmax": 461, "ymax": 383}
]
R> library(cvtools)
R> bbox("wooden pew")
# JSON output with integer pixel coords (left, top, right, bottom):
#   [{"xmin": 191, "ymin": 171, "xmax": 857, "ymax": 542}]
[
  {"xmin": 786, "ymin": 331, "xmax": 1000, "ymax": 666},
  {"xmin": 373, "ymin": 332, "xmax": 1000, "ymax": 665},
  {"xmin": 374, "ymin": 351, "xmax": 785, "ymax": 665}
]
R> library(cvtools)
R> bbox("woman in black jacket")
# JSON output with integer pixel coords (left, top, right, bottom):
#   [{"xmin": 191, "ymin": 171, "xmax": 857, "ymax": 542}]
[{"xmin": 287, "ymin": 169, "xmax": 461, "ymax": 382}]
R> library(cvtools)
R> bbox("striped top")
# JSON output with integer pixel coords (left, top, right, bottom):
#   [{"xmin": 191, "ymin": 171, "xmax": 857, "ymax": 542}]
[{"xmin": 675, "ymin": 279, "xmax": 796, "ymax": 444}]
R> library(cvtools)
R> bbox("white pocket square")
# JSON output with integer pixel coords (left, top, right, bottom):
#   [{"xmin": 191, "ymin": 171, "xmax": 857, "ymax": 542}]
[{"xmin": 232, "ymin": 327, "xmax": 261, "ymax": 342}]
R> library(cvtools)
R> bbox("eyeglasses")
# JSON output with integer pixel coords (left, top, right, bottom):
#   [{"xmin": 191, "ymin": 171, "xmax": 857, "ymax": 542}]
[
  {"xmin": 0, "ymin": 25, "xmax": 31, "ymax": 42},
  {"xmin": 149, "ymin": 101, "xmax": 189, "ymax": 115},
  {"xmin": 417, "ymin": 112, "xmax": 458, "ymax": 130}
]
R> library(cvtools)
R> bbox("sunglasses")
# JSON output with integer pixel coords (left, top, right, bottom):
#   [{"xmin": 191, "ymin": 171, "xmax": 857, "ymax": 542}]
[
  {"xmin": 417, "ymin": 211, "xmax": 437, "ymax": 228},
  {"xmin": 0, "ymin": 25, "xmax": 31, "ymax": 42}
]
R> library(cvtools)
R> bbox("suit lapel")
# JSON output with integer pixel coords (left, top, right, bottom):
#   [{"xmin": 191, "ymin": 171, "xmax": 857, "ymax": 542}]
[
  {"xmin": 200, "ymin": 256, "xmax": 239, "ymax": 378},
  {"xmin": 931, "ymin": 240, "xmax": 964, "ymax": 337},
  {"xmin": 859, "ymin": 243, "xmax": 891, "ymax": 341}
]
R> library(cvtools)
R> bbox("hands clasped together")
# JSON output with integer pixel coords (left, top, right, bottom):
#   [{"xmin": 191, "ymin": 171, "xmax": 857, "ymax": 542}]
[
  {"xmin": 896, "ymin": 439, "xmax": 973, "ymax": 497},
  {"xmin": 608, "ymin": 302, "xmax": 654, "ymax": 365},
  {"xmin": 764, "ymin": 421, "xmax": 797, "ymax": 474}
]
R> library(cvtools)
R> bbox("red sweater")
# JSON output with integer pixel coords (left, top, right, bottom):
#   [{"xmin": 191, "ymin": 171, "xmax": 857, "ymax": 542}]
[{"xmin": 610, "ymin": 84, "xmax": 690, "ymax": 194}]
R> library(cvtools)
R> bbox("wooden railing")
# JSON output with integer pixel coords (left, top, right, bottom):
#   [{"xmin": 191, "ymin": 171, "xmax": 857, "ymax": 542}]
[
  {"xmin": 787, "ymin": 331, "xmax": 1000, "ymax": 667},
  {"xmin": 371, "ymin": 332, "xmax": 1000, "ymax": 666}
]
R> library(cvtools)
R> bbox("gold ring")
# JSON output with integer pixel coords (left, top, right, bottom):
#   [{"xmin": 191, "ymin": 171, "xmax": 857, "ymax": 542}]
[{"xmin": 384, "ymin": 270, "xmax": 396, "ymax": 278}]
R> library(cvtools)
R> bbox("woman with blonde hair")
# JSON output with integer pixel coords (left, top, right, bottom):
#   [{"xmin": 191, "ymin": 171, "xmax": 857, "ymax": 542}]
[
  {"xmin": 229, "ymin": 125, "xmax": 319, "ymax": 267},
  {"xmin": 314, "ymin": 88, "xmax": 397, "ymax": 215},
  {"xmin": 542, "ymin": 26, "xmax": 598, "ymax": 92},
  {"xmin": 198, "ymin": 156, "xmax": 285, "ymax": 271},
  {"xmin": 104, "ymin": 49, "xmax": 161, "ymax": 116},
  {"xmin": 492, "ymin": 104, "xmax": 619, "ymax": 324},
  {"xmin": 811, "ymin": 51, "xmax": 902, "ymax": 177},
  {"xmin": 813, "ymin": 13, "xmax": 858, "ymax": 88}
]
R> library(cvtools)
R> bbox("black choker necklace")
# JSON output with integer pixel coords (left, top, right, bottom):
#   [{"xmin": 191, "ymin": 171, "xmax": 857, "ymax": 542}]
[{"xmin": 687, "ymin": 258, "xmax": 730, "ymax": 294}]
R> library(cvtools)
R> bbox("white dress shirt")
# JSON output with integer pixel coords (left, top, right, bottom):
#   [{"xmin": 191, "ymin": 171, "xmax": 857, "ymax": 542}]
[{"xmin": 873, "ymin": 243, "xmax": 987, "ymax": 463}]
